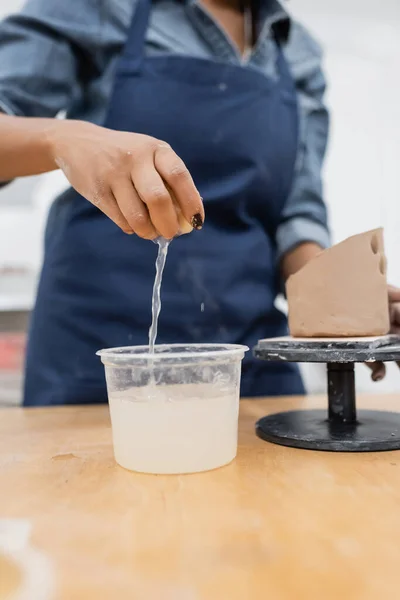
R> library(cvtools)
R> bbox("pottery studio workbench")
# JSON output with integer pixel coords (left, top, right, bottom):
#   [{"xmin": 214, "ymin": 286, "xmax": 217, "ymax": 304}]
[{"xmin": 1, "ymin": 395, "xmax": 400, "ymax": 600}]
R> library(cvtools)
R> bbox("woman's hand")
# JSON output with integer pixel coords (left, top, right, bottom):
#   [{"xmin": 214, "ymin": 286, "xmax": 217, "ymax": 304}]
[
  {"xmin": 48, "ymin": 120, "xmax": 204, "ymax": 239},
  {"xmin": 368, "ymin": 285, "xmax": 400, "ymax": 382}
]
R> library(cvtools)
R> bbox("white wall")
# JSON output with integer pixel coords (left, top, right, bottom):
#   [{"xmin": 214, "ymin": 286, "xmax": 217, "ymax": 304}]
[{"xmin": 0, "ymin": 0, "xmax": 399, "ymax": 390}]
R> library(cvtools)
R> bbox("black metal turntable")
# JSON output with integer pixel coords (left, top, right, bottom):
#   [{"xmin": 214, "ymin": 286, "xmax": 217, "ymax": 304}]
[{"xmin": 254, "ymin": 335, "xmax": 400, "ymax": 452}]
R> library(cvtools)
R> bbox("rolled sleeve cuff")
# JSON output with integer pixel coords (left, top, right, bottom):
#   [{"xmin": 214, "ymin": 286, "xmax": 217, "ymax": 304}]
[
  {"xmin": 0, "ymin": 97, "xmax": 16, "ymax": 188},
  {"xmin": 276, "ymin": 217, "xmax": 331, "ymax": 260}
]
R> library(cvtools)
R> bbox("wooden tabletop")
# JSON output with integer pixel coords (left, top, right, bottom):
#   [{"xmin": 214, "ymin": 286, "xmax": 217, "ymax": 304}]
[{"xmin": 1, "ymin": 395, "xmax": 400, "ymax": 600}]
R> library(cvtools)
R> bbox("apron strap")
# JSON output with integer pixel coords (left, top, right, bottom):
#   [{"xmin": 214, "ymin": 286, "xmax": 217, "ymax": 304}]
[{"xmin": 123, "ymin": 0, "xmax": 152, "ymax": 60}]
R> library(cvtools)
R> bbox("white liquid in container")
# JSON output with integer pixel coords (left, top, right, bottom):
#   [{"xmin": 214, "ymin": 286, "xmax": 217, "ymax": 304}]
[{"xmin": 108, "ymin": 383, "xmax": 239, "ymax": 474}]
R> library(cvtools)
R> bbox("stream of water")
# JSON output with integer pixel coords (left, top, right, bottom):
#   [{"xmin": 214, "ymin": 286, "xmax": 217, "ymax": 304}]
[{"xmin": 148, "ymin": 237, "xmax": 170, "ymax": 353}]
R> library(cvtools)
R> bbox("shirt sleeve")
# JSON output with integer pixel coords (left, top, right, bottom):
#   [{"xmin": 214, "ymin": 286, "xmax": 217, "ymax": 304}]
[
  {"xmin": 0, "ymin": 0, "xmax": 108, "ymax": 118},
  {"xmin": 277, "ymin": 21, "xmax": 331, "ymax": 259}
]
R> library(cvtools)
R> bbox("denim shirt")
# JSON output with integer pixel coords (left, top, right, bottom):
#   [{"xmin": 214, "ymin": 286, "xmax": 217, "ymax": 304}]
[{"xmin": 0, "ymin": 0, "xmax": 330, "ymax": 258}]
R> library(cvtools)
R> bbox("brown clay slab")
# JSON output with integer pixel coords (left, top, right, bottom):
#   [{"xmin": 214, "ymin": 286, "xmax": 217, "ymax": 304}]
[{"xmin": 286, "ymin": 228, "xmax": 390, "ymax": 337}]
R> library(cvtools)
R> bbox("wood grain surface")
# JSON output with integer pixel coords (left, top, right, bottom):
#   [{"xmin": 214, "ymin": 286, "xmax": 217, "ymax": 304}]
[{"xmin": 1, "ymin": 395, "xmax": 400, "ymax": 600}]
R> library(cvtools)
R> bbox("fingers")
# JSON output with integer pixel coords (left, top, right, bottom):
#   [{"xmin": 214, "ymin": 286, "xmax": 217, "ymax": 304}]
[
  {"xmin": 154, "ymin": 144, "xmax": 204, "ymax": 230},
  {"xmin": 131, "ymin": 157, "xmax": 180, "ymax": 239},
  {"xmin": 388, "ymin": 285, "xmax": 400, "ymax": 335},
  {"xmin": 88, "ymin": 137, "xmax": 204, "ymax": 239},
  {"xmin": 366, "ymin": 361, "xmax": 386, "ymax": 382},
  {"xmin": 388, "ymin": 285, "xmax": 400, "ymax": 303},
  {"xmin": 390, "ymin": 303, "xmax": 400, "ymax": 334},
  {"xmin": 111, "ymin": 178, "xmax": 158, "ymax": 239},
  {"xmin": 91, "ymin": 188, "xmax": 133, "ymax": 235}
]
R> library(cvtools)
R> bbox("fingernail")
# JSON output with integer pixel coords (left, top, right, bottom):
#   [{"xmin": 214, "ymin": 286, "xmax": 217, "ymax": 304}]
[
  {"xmin": 124, "ymin": 230, "xmax": 134, "ymax": 235},
  {"xmin": 191, "ymin": 213, "xmax": 203, "ymax": 230}
]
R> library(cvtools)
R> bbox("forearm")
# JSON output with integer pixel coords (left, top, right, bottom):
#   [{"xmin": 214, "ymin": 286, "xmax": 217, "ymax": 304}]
[
  {"xmin": 0, "ymin": 113, "xmax": 58, "ymax": 181},
  {"xmin": 281, "ymin": 242, "xmax": 323, "ymax": 281}
]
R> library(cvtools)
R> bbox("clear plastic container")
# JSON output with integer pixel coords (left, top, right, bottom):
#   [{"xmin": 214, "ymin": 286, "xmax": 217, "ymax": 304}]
[{"xmin": 97, "ymin": 344, "xmax": 248, "ymax": 474}]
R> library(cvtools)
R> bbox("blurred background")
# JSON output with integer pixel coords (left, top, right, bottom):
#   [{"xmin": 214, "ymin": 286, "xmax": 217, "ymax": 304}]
[{"xmin": 0, "ymin": 0, "xmax": 399, "ymax": 404}]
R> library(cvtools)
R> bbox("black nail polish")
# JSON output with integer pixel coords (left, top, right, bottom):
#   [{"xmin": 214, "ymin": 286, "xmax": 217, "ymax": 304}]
[{"xmin": 191, "ymin": 213, "xmax": 203, "ymax": 230}]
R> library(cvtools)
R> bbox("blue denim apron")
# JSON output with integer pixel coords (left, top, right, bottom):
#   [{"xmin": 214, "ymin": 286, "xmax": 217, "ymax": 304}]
[{"xmin": 24, "ymin": 0, "xmax": 304, "ymax": 405}]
